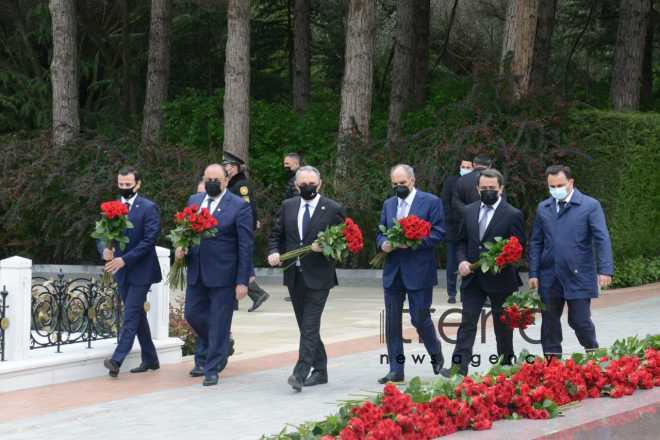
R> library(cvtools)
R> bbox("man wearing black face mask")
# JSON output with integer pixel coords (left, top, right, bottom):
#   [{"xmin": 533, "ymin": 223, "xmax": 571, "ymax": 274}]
[
  {"xmin": 267, "ymin": 166, "xmax": 346, "ymax": 392},
  {"xmin": 283, "ymin": 152, "xmax": 301, "ymax": 201},
  {"xmin": 98, "ymin": 166, "xmax": 162, "ymax": 378},
  {"xmin": 440, "ymin": 169, "xmax": 525, "ymax": 377}
]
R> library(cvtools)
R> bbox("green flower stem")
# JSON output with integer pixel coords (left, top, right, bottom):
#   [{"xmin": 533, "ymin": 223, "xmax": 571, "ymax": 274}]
[{"xmin": 280, "ymin": 245, "xmax": 313, "ymax": 262}]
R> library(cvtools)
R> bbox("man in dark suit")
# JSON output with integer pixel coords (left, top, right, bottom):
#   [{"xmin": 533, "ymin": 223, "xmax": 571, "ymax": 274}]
[
  {"xmin": 528, "ymin": 165, "xmax": 613, "ymax": 359},
  {"xmin": 101, "ymin": 166, "xmax": 162, "ymax": 377},
  {"xmin": 376, "ymin": 164, "xmax": 446, "ymax": 384},
  {"xmin": 222, "ymin": 151, "xmax": 270, "ymax": 313},
  {"xmin": 441, "ymin": 159, "xmax": 473, "ymax": 303},
  {"xmin": 281, "ymin": 152, "xmax": 302, "ymax": 303},
  {"xmin": 441, "ymin": 169, "xmax": 526, "ymax": 377},
  {"xmin": 178, "ymin": 163, "xmax": 253, "ymax": 386},
  {"xmin": 267, "ymin": 166, "xmax": 345, "ymax": 392},
  {"xmin": 451, "ymin": 155, "xmax": 493, "ymax": 218}
]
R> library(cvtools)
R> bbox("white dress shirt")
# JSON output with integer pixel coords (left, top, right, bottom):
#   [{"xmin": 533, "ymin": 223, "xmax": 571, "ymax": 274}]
[
  {"xmin": 556, "ymin": 189, "xmax": 574, "ymax": 212},
  {"xmin": 478, "ymin": 196, "xmax": 502, "ymax": 230},
  {"xmin": 121, "ymin": 193, "xmax": 138, "ymax": 211},
  {"xmin": 297, "ymin": 193, "xmax": 321, "ymax": 240},
  {"xmin": 200, "ymin": 189, "xmax": 226, "ymax": 214},
  {"xmin": 396, "ymin": 187, "xmax": 417, "ymax": 219}
]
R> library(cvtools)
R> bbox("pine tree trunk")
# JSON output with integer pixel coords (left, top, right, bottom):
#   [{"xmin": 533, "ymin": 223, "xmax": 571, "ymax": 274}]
[
  {"xmin": 293, "ymin": 0, "xmax": 311, "ymax": 112},
  {"xmin": 412, "ymin": 0, "xmax": 431, "ymax": 108},
  {"xmin": 611, "ymin": 0, "xmax": 651, "ymax": 111},
  {"xmin": 223, "ymin": 0, "xmax": 251, "ymax": 163},
  {"xmin": 49, "ymin": 0, "xmax": 79, "ymax": 147},
  {"xmin": 335, "ymin": 0, "xmax": 376, "ymax": 183},
  {"xmin": 501, "ymin": 0, "xmax": 541, "ymax": 99},
  {"xmin": 386, "ymin": 0, "xmax": 416, "ymax": 147},
  {"xmin": 528, "ymin": 0, "xmax": 558, "ymax": 94},
  {"xmin": 141, "ymin": 0, "xmax": 171, "ymax": 145}
]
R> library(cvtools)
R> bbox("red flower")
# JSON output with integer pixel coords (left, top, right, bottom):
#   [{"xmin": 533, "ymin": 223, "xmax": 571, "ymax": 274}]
[
  {"xmin": 343, "ymin": 218, "xmax": 364, "ymax": 254},
  {"xmin": 100, "ymin": 200, "xmax": 129, "ymax": 220}
]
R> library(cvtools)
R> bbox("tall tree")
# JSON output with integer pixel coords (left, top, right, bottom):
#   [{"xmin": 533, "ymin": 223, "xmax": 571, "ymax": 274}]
[
  {"xmin": 49, "ymin": 0, "xmax": 79, "ymax": 147},
  {"xmin": 293, "ymin": 0, "xmax": 311, "ymax": 112},
  {"xmin": 223, "ymin": 0, "xmax": 251, "ymax": 162},
  {"xmin": 335, "ymin": 0, "xmax": 376, "ymax": 183},
  {"xmin": 413, "ymin": 0, "xmax": 431, "ymax": 108},
  {"xmin": 611, "ymin": 0, "xmax": 651, "ymax": 111},
  {"xmin": 386, "ymin": 0, "xmax": 415, "ymax": 147},
  {"xmin": 142, "ymin": 0, "xmax": 172, "ymax": 145},
  {"xmin": 501, "ymin": 0, "xmax": 557, "ymax": 98},
  {"xmin": 641, "ymin": 2, "xmax": 656, "ymax": 107}
]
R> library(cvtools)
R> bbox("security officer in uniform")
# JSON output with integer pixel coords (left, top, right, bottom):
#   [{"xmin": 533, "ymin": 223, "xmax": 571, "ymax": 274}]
[{"xmin": 222, "ymin": 151, "xmax": 271, "ymax": 312}]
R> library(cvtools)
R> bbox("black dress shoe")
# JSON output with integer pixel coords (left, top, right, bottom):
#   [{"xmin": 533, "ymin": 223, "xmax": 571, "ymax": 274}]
[
  {"xmin": 228, "ymin": 337, "xmax": 235, "ymax": 356},
  {"xmin": 203, "ymin": 373, "xmax": 219, "ymax": 386},
  {"xmin": 189, "ymin": 365, "xmax": 204, "ymax": 377},
  {"xmin": 303, "ymin": 370, "xmax": 328, "ymax": 386},
  {"xmin": 288, "ymin": 374, "xmax": 303, "ymax": 392},
  {"xmin": 447, "ymin": 297, "xmax": 456, "ymax": 304},
  {"xmin": 439, "ymin": 368, "xmax": 453, "ymax": 378},
  {"xmin": 104, "ymin": 358, "xmax": 120, "ymax": 378},
  {"xmin": 431, "ymin": 352, "xmax": 444, "ymax": 375},
  {"xmin": 284, "ymin": 296, "xmax": 292, "ymax": 302},
  {"xmin": 248, "ymin": 292, "xmax": 270, "ymax": 312},
  {"xmin": 217, "ymin": 357, "xmax": 228, "ymax": 374},
  {"xmin": 377, "ymin": 372, "xmax": 404, "ymax": 384},
  {"xmin": 130, "ymin": 362, "xmax": 160, "ymax": 373}
]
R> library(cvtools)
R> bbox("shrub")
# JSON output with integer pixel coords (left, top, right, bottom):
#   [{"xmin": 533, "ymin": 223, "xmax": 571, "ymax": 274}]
[
  {"xmin": 169, "ymin": 304, "xmax": 197, "ymax": 356},
  {"xmin": 611, "ymin": 257, "xmax": 660, "ymax": 289}
]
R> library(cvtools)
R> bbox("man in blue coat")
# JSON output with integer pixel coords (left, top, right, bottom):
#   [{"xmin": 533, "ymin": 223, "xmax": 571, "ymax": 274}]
[
  {"xmin": 376, "ymin": 164, "xmax": 446, "ymax": 384},
  {"xmin": 528, "ymin": 165, "xmax": 613, "ymax": 358},
  {"xmin": 178, "ymin": 163, "xmax": 253, "ymax": 386},
  {"xmin": 101, "ymin": 166, "xmax": 162, "ymax": 377}
]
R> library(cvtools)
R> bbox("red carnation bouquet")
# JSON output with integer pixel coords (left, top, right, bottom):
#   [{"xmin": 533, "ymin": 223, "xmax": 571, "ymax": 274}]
[
  {"xmin": 91, "ymin": 201, "xmax": 134, "ymax": 287},
  {"xmin": 500, "ymin": 289, "xmax": 544, "ymax": 329},
  {"xmin": 166, "ymin": 205, "xmax": 218, "ymax": 290},
  {"xmin": 468, "ymin": 235, "xmax": 523, "ymax": 274},
  {"xmin": 370, "ymin": 215, "xmax": 432, "ymax": 268},
  {"xmin": 279, "ymin": 218, "xmax": 364, "ymax": 263}
]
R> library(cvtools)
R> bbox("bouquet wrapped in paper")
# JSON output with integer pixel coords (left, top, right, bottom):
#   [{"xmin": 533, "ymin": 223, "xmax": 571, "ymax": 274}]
[
  {"xmin": 370, "ymin": 215, "xmax": 431, "ymax": 268},
  {"xmin": 166, "ymin": 205, "xmax": 218, "ymax": 290},
  {"xmin": 91, "ymin": 200, "xmax": 134, "ymax": 286}
]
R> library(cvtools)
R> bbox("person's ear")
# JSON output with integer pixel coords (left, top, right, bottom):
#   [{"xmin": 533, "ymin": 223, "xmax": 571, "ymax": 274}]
[
  {"xmin": 317, "ymin": 179, "xmax": 322, "ymax": 191},
  {"xmin": 134, "ymin": 180, "xmax": 142, "ymax": 192}
]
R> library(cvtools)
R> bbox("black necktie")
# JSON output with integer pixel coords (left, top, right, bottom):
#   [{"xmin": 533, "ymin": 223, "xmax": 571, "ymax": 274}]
[
  {"xmin": 558, "ymin": 201, "xmax": 567, "ymax": 213},
  {"xmin": 302, "ymin": 203, "xmax": 311, "ymax": 237},
  {"xmin": 206, "ymin": 197, "xmax": 214, "ymax": 213},
  {"xmin": 124, "ymin": 202, "xmax": 130, "ymax": 212}
]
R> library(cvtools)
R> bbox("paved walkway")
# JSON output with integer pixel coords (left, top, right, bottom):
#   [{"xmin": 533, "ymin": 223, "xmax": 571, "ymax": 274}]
[{"xmin": 0, "ymin": 282, "xmax": 658, "ymax": 440}]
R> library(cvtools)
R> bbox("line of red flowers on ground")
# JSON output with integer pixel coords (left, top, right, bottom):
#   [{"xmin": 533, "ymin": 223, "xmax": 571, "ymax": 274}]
[{"xmin": 321, "ymin": 348, "xmax": 660, "ymax": 440}]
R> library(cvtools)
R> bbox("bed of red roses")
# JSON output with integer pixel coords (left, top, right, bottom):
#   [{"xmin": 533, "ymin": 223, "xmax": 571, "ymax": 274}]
[{"xmin": 264, "ymin": 335, "xmax": 660, "ymax": 440}]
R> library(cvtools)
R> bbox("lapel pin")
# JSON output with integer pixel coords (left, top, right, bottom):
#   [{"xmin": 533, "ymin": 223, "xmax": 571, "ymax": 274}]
[{"xmin": 321, "ymin": 206, "xmax": 326, "ymax": 210}]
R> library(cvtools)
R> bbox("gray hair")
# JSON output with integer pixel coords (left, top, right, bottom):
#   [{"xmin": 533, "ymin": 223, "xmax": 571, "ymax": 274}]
[
  {"xmin": 295, "ymin": 165, "xmax": 321, "ymax": 182},
  {"xmin": 390, "ymin": 164, "xmax": 415, "ymax": 179}
]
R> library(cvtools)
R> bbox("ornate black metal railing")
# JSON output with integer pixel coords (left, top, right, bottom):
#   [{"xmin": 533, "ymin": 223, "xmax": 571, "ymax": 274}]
[
  {"xmin": 1, "ymin": 285, "xmax": 8, "ymax": 361},
  {"xmin": 30, "ymin": 271, "xmax": 123, "ymax": 352}
]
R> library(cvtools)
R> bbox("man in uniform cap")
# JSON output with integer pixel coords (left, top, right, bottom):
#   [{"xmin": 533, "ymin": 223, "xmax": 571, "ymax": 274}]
[{"xmin": 222, "ymin": 151, "xmax": 271, "ymax": 312}]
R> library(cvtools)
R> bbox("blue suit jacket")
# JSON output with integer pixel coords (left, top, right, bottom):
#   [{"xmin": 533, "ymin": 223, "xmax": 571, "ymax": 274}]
[
  {"xmin": 528, "ymin": 189, "xmax": 614, "ymax": 300},
  {"xmin": 376, "ymin": 190, "xmax": 446, "ymax": 290},
  {"xmin": 185, "ymin": 191, "xmax": 254, "ymax": 288},
  {"xmin": 97, "ymin": 195, "xmax": 162, "ymax": 286}
]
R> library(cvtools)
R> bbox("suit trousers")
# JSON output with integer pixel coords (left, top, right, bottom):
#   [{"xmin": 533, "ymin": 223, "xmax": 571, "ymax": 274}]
[
  {"xmin": 112, "ymin": 283, "xmax": 158, "ymax": 366},
  {"xmin": 185, "ymin": 283, "xmax": 235, "ymax": 376},
  {"xmin": 541, "ymin": 280, "xmax": 598, "ymax": 356},
  {"xmin": 451, "ymin": 282, "xmax": 514, "ymax": 375},
  {"xmin": 384, "ymin": 270, "xmax": 442, "ymax": 376},
  {"xmin": 289, "ymin": 268, "xmax": 329, "ymax": 381},
  {"xmin": 445, "ymin": 240, "xmax": 459, "ymax": 297}
]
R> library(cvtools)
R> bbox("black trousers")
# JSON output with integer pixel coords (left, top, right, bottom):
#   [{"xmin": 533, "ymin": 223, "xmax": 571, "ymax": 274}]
[
  {"xmin": 289, "ymin": 268, "xmax": 329, "ymax": 381},
  {"xmin": 451, "ymin": 282, "xmax": 514, "ymax": 375}
]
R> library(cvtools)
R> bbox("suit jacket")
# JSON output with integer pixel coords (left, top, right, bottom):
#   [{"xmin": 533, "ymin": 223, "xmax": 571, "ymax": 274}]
[
  {"xmin": 227, "ymin": 171, "xmax": 258, "ymax": 230},
  {"xmin": 185, "ymin": 191, "xmax": 254, "ymax": 288},
  {"xmin": 376, "ymin": 190, "xmax": 446, "ymax": 290},
  {"xmin": 268, "ymin": 195, "xmax": 345, "ymax": 290},
  {"xmin": 441, "ymin": 175, "xmax": 460, "ymax": 241},
  {"xmin": 96, "ymin": 195, "xmax": 162, "ymax": 287},
  {"xmin": 528, "ymin": 189, "xmax": 613, "ymax": 300},
  {"xmin": 451, "ymin": 169, "xmax": 482, "ymax": 220},
  {"xmin": 457, "ymin": 199, "xmax": 526, "ymax": 294}
]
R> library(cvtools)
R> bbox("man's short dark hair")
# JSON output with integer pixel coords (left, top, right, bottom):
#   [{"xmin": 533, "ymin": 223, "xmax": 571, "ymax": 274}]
[
  {"xmin": 473, "ymin": 155, "xmax": 492, "ymax": 168},
  {"xmin": 285, "ymin": 152, "xmax": 302, "ymax": 162},
  {"xmin": 545, "ymin": 165, "xmax": 572, "ymax": 179},
  {"xmin": 118, "ymin": 165, "xmax": 140, "ymax": 182},
  {"xmin": 479, "ymin": 169, "xmax": 504, "ymax": 187}
]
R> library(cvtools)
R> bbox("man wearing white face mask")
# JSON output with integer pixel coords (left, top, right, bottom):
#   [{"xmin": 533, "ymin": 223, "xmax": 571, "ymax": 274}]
[{"xmin": 528, "ymin": 165, "xmax": 614, "ymax": 360}]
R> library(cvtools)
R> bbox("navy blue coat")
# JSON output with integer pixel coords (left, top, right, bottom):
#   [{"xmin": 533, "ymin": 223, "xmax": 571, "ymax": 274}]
[
  {"xmin": 528, "ymin": 189, "xmax": 614, "ymax": 300},
  {"xmin": 376, "ymin": 190, "xmax": 446, "ymax": 290},
  {"xmin": 185, "ymin": 191, "xmax": 254, "ymax": 288},
  {"xmin": 97, "ymin": 195, "xmax": 162, "ymax": 287}
]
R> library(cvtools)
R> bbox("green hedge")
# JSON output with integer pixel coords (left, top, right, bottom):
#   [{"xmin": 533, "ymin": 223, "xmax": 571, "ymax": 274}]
[{"xmin": 566, "ymin": 110, "xmax": 660, "ymax": 263}]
